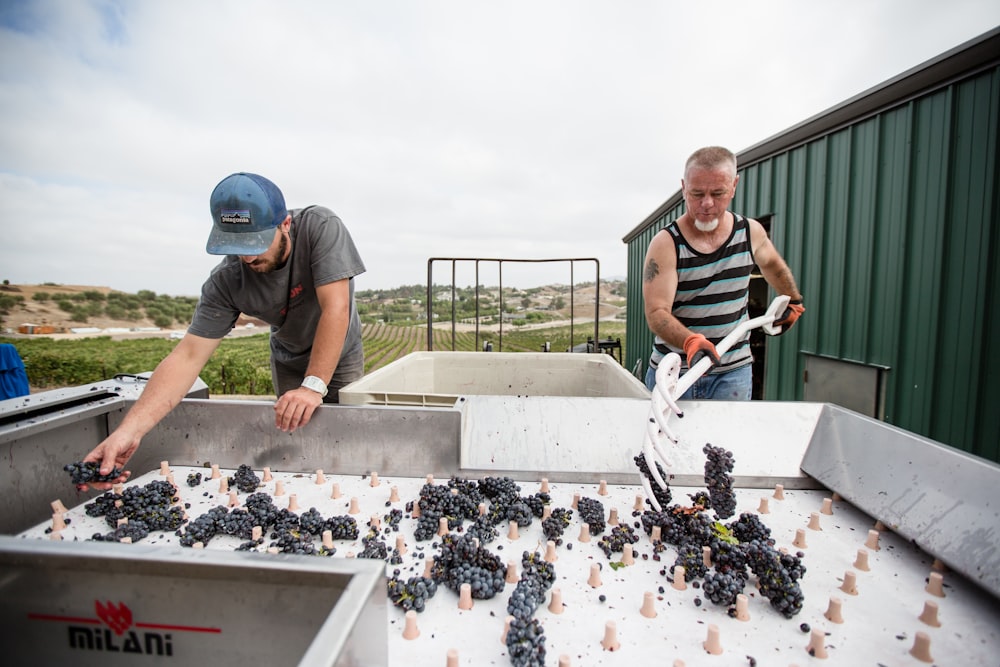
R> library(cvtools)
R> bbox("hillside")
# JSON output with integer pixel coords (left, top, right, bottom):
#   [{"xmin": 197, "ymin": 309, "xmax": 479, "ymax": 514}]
[
  {"xmin": 1, "ymin": 281, "xmax": 631, "ymax": 395},
  {"xmin": 0, "ymin": 283, "xmax": 262, "ymax": 340},
  {"xmin": 0, "ymin": 280, "xmax": 627, "ymax": 339}
]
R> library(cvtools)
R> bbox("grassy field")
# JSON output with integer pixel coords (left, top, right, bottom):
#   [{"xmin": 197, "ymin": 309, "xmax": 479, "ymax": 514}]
[{"xmin": 3, "ymin": 321, "xmax": 628, "ymax": 395}]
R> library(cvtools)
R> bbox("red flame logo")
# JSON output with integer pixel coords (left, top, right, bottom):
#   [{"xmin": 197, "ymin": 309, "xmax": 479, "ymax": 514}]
[{"xmin": 95, "ymin": 601, "xmax": 133, "ymax": 636}]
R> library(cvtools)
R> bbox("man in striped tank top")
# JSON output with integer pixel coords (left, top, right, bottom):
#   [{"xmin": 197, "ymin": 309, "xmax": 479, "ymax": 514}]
[{"xmin": 642, "ymin": 146, "xmax": 804, "ymax": 400}]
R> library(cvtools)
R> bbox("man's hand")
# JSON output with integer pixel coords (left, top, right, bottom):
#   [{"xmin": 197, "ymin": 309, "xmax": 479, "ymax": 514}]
[
  {"xmin": 274, "ymin": 387, "xmax": 325, "ymax": 433},
  {"xmin": 683, "ymin": 333, "xmax": 721, "ymax": 369},
  {"xmin": 79, "ymin": 432, "xmax": 137, "ymax": 492},
  {"xmin": 772, "ymin": 300, "xmax": 805, "ymax": 335}
]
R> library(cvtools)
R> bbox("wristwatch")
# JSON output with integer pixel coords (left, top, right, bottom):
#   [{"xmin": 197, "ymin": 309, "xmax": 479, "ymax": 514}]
[{"xmin": 301, "ymin": 375, "xmax": 329, "ymax": 397}]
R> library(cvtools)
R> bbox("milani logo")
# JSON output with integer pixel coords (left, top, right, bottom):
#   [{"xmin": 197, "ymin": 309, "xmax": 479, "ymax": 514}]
[{"xmin": 28, "ymin": 599, "xmax": 220, "ymax": 656}]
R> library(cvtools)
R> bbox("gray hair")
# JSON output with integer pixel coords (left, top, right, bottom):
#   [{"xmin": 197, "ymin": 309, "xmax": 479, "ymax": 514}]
[{"xmin": 685, "ymin": 146, "xmax": 737, "ymax": 179}]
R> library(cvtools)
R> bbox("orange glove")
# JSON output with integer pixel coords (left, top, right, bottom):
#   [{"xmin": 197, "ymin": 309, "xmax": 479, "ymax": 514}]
[
  {"xmin": 683, "ymin": 333, "xmax": 720, "ymax": 369},
  {"xmin": 773, "ymin": 299, "xmax": 805, "ymax": 335}
]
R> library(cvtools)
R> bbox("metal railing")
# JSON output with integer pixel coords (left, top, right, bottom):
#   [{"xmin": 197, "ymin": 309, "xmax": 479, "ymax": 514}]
[{"xmin": 425, "ymin": 257, "xmax": 601, "ymax": 353}]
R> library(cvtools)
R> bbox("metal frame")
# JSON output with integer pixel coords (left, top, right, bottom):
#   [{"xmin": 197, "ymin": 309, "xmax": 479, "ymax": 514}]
[{"xmin": 425, "ymin": 257, "xmax": 601, "ymax": 353}]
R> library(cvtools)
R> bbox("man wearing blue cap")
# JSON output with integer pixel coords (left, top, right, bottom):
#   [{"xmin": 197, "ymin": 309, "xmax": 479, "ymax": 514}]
[{"xmin": 80, "ymin": 173, "xmax": 366, "ymax": 487}]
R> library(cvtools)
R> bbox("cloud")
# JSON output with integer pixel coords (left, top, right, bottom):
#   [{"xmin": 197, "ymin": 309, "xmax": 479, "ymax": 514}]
[{"xmin": 1, "ymin": 0, "xmax": 997, "ymax": 294}]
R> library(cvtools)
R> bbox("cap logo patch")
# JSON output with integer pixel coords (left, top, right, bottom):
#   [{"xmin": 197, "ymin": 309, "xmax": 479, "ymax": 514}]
[{"xmin": 219, "ymin": 209, "xmax": 252, "ymax": 225}]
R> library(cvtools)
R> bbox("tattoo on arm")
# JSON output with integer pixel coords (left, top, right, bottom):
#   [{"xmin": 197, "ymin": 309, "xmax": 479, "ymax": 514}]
[{"xmin": 643, "ymin": 258, "xmax": 659, "ymax": 283}]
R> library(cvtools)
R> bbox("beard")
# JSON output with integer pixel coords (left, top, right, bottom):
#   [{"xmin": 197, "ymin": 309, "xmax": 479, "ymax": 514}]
[
  {"xmin": 694, "ymin": 217, "xmax": 719, "ymax": 232},
  {"xmin": 248, "ymin": 232, "xmax": 289, "ymax": 273}
]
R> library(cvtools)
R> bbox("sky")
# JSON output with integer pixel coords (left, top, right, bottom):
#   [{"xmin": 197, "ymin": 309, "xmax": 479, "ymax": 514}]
[{"xmin": 1, "ymin": 1, "xmax": 998, "ymax": 296}]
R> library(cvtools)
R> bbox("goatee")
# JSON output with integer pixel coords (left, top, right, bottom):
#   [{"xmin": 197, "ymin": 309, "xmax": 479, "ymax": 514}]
[{"xmin": 694, "ymin": 218, "xmax": 719, "ymax": 232}]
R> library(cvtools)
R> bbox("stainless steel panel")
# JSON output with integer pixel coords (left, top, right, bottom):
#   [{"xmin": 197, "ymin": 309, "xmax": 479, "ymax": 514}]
[
  {"xmin": 1, "ymin": 394, "xmax": 462, "ymax": 536},
  {"xmin": 460, "ymin": 396, "xmax": 824, "ymax": 488},
  {"xmin": 0, "ymin": 377, "xmax": 203, "ymax": 536},
  {"xmin": 0, "ymin": 536, "xmax": 386, "ymax": 666},
  {"xmin": 138, "ymin": 400, "xmax": 463, "ymax": 479},
  {"xmin": 801, "ymin": 403, "xmax": 1000, "ymax": 599}
]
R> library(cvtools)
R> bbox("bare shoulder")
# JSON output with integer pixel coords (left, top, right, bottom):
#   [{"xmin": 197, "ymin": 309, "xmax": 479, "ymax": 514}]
[
  {"xmin": 744, "ymin": 215, "xmax": 765, "ymax": 233},
  {"xmin": 643, "ymin": 228, "xmax": 677, "ymax": 283},
  {"xmin": 647, "ymin": 226, "xmax": 677, "ymax": 252},
  {"xmin": 744, "ymin": 216, "xmax": 773, "ymax": 250}
]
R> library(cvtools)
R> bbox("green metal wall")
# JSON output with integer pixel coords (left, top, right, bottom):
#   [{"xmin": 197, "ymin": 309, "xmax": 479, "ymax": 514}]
[{"xmin": 625, "ymin": 65, "xmax": 999, "ymax": 462}]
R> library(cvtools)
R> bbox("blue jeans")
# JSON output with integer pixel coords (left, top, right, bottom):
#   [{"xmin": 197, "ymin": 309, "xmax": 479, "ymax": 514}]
[{"xmin": 645, "ymin": 363, "xmax": 752, "ymax": 401}]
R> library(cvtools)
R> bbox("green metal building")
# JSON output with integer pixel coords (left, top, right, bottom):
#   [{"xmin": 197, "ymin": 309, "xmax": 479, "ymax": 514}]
[{"xmin": 622, "ymin": 28, "xmax": 999, "ymax": 463}]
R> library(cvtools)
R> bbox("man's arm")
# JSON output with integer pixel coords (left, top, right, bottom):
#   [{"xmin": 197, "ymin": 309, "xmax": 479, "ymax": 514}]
[
  {"xmin": 748, "ymin": 218, "xmax": 803, "ymax": 301},
  {"xmin": 273, "ymin": 277, "xmax": 351, "ymax": 432},
  {"xmin": 80, "ymin": 333, "xmax": 221, "ymax": 489},
  {"xmin": 643, "ymin": 231, "xmax": 693, "ymax": 348}
]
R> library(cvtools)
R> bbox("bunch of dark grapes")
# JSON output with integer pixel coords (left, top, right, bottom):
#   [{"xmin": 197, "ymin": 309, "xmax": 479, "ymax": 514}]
[
  {"xmin": 745, "ymin": 540, "xmax": 806, "ymax": 583},
  {"xmin": 506, "ymin": 501, "xmax": 534, "ymax": 528},
  {"xmin": 85, "ymin": 480, "xmax": 183, "ymax": 533},
  {"xmin": 92, "ymin": 519, "xmax": 151, "ymax": 543},
  {"xmin": 418, "ymin": 483, "xmax": 470, "ymax": 517},
  {"xmin": 541, "ymin": 508, "xmax": 572, "ymax": 545},
  {"xmin": 383, "ymin": 508, "xmax": 403, "ymax": 532},
  {"xmin": 727, "ymin": 512, "xmax": 773, "ymax": 545},
  {"xmin": 506, "ymin": 616, "xmax": 547, "ymax": 667},
  {"xmin": 232, "ymin": 464, "xmax": 260, "ymax": 493},
  {"xmin": 478, "ymin": 476, "xmax": 521, "ymax": 505},
  {"xmin": 654, "ymin": 506, "xmax": 714, "ymax": 547},
  {"xmin": 506, "ymin": 576, "xmax": 548, "ymax": 619},
  {"xmin": 245, "ymin": 492, "xmax": 280, "ymax": 528},
  {"xmin": 323, "ymin": 515, "xmax": 359, "ymax": 541},
  {"xmin": 576, "ymin": 497, "xmax": 606, "ymax": 535},
  {"xmin": 598, "ymin": 524, "xmax": 639, "ymax": 558},
  {"xmin": 412, "ymin": 482, "xmax": 478, "ymax": 541},
  {"xmin": 745, "ymin": 540, "xmax": 806, "ymax": 617},
  {"xmin": 359, "ymin": 534, "xmax": 388, "ymax": 560},
  {"xmin": 186, "ymin": 472, "xmax": 203, "ymax": 487},
  {"xmin": 432, "ymin": 533, "xmax": 506, "ymax": 600},
  {"xmin": 671, "ymin": 540, "xmax": 709, "ymax": 580},
  {"xmin": 218, "ymin": 508, "xmax": 255, "ymax": 540},
  {"xmin": 299, "ymin": 508, "xmax": 327, "ymax": 535},
  {"xmin": 633, "ymin": 454, "xmax": 672, "ymax": 509},
  {"xmin": 236, "ymin": 535, "xmax": 265, "ymax": 551},
  {"xmin": 519, "ymin": 550, "xmax": 557, "ymax": 590},
  {"xmin": 702, "ymin": 570, "xmax": 747, "ymax": 606},
  {"xmin": 178, "ymin": 506, "xmax": 229, "ymax": 546},
  {"xmin": 640, "ymin": 509, "xmax": 673, "ymax": 539},
  {"xmin": 687, "ymin": 490, "xmax": 712, "ymax": 509},
  {"xmin": 504, "ymin": 550, "xmax": 554, "ymax": 667},
  {"xmin": 703, "ymin": 444, "xmax": 736, "ymax": 519},
  {"xmin": 466, "ymin": 515, "xmax": 499, "ymax": 544},
  {"xmin": 710, "ymin": 538, "xmax": 749, "ymax": 578},
  {"xmin": 270, "ymin": 508, "xmax": 301, "ymax": 535},
  {"xmin": 387, "ymin": 575, "xmax": 438, "ymax": 613},
  {"xmin": 478, "ymin": 477, "xmax": 524, "ymax": 528},
  {"xmin": 269, "ymin": 529, "xmax": 316, "ymax": 555},
  {"xmin": 140, "ymin": 505, "xmax": 185, "ymax": 532},
  {"xmin": 298, "ymin": 507, "xmax": 360, "ymax": 541},
  {"xmin": 447, "ymin": 476, "xmax": 486, "ymax": 507},
  {"xmin": 520, "ymin": 493, "xmax": 551, "ymax": 518},
  {"xmin": 413, "ymin": 515, "xmax": 444, "ymax": 542},
  {"xmin": 64, "ymin": 461, "xmax": 124, "ymax": 485}
]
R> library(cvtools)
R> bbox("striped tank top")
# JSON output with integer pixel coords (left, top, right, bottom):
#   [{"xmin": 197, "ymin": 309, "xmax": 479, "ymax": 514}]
[{"xmin": 649, "ymin": 213, "xmax": 755, "ymax": 374}]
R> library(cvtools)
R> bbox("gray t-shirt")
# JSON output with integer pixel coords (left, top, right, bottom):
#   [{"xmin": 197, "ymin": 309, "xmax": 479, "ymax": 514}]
[{"xmin": 188, "ymin": 206, "xmax": 366, "ymax": 372}]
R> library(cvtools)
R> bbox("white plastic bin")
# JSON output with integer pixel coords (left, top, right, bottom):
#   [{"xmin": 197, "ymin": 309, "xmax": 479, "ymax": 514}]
[{"xmin": 340, "ymin": 352, "xmax": 649, "ymax": 406}]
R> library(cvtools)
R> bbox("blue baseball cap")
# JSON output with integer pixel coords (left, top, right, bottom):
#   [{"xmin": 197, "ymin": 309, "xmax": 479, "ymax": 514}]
[{"xmin": 206, "ymin": 173, "xmax": 288, "ymax": 255}]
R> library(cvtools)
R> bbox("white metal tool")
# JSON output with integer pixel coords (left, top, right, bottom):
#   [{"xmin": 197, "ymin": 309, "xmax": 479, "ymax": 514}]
[{"xmin": 640, "ymin": 295, "xmax": 792, "ymax": 509}]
